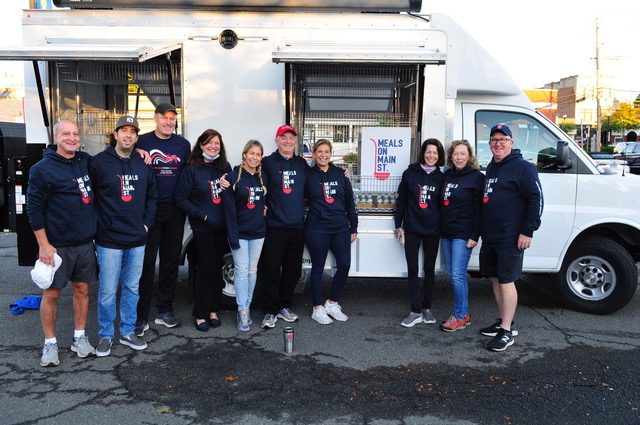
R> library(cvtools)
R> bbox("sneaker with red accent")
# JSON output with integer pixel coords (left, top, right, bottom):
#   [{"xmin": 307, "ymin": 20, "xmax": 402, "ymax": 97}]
[{"xmin": 440, "ymin": 315, "xmax": 471, "ymax": 332}]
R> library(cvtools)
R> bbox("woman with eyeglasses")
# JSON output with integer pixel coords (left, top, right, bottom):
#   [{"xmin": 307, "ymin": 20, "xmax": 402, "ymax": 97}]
[
  {"xmin": 395, "ymin": 138, "xmax": 445, "ymax": 328},
  {"xmin": 439, "ymin": 140, "xmax": 484, "ymax": 332}
]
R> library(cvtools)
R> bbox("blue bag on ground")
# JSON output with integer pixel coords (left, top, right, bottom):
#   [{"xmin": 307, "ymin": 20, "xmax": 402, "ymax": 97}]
[{"xmin": 10, "ymin": 295, "xmax": 42, "ymax": 314}]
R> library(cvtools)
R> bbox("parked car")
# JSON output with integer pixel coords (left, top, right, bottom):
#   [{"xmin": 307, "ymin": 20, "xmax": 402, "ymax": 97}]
[
  {"xmin": 613, "ymin": 142, "xmax": 640, "ymax": 174},
  {"xmin": 587, "ymin": 151, "xmax": 630, "ymax": 175},
  {"xmin": 612, "ymin": 142, "xmax": 627, "ymax": 154}
]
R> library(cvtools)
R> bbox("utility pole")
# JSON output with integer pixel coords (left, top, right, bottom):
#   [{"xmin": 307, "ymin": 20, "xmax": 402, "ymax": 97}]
[{"xmin": 595, "ymin": 18, "xmax": 602, "ymax": 152}]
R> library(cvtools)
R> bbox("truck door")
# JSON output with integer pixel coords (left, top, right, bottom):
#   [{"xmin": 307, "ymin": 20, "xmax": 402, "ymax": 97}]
[
  {"xmin": 0, "ymin": 42, "xmax": 181, "ymax": 265},
  {"xmin": 461, "ymin": 104, "xmax": 578, "ymax": 272}
]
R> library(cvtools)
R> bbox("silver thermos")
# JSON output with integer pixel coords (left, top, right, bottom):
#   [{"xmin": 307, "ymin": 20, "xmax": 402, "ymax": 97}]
[{"xmin": 283, "ymin": 326, "xmax": 294, "ymax": 353}]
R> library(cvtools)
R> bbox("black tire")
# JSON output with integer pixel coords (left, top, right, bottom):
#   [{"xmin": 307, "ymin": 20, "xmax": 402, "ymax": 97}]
[{"xmin": 553, "ymin": 236, "xmax": 637, "ymax": 314}]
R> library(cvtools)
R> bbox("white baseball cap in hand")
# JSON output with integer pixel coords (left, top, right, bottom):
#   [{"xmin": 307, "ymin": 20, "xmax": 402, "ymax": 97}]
[{"xmin": 31, "ymin": 253, "xmax": 62, "ymax": 289}]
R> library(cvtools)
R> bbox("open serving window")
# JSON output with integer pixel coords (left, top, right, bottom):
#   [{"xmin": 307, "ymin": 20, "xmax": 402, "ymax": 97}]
[{"xmin": 287, "ymin": 63, "xmax": 423, "ymax": 212}]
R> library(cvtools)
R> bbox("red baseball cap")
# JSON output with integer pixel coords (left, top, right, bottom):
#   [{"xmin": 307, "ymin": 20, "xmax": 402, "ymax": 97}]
[{"xmin": 275, "ymin": 124, "xmax": 297, "ymax": 137}]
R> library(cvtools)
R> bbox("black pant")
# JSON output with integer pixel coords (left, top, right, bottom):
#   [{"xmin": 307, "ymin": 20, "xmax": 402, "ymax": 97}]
[
  {"xmin": 404, "ymin": 231, "xmax": 440, "ymax": 313},
  {"xmin": 192, "ymin": 229, "xmax": 227, "ymax": 319},
  {"xmin": 258, "ymin": 227, "xmax": 304, "ymax": 315},
  {"xmin": 137, "ymin": 202, "xmax": 186, "ymax": 321}
]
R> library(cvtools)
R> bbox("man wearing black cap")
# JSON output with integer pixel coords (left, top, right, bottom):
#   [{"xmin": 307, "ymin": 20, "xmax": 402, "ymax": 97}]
[
  {"xmin": 91, "ymin": 116, "xmax": 158, "ymax": 356},
  {"xmin": 135, "ymin": 103, "xmax": 191, "ymax": 334},
  {"xmin": 479, "ymin": 124, "xmax": 543, "ymax": 352}
]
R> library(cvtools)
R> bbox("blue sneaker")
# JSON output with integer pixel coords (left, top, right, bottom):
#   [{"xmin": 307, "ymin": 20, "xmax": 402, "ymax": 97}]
[
  {"xmin": 237, "ymin": 313, "xmax": 250, "ymax": 332},
  {"xmin": 155, "ymin": 312, "xmax": 181, "ymax": 328}
]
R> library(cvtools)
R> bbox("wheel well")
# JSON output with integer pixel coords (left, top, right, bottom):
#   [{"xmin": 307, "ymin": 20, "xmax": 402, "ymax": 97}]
[{"xmin": 573, "ymin": 224, "xmax": 640, "ymax": 262}]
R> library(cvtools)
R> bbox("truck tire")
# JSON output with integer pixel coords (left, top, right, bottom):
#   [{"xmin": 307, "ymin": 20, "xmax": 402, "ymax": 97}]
[{"xmin": 553, "ymin": 236, "xmax": 637, "ymax": 314}]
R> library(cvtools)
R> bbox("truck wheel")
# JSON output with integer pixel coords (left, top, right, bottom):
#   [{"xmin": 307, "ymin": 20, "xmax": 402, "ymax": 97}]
[{"xmin": 553, "ymin": 236, "xmax": 637, "ymax": 314}]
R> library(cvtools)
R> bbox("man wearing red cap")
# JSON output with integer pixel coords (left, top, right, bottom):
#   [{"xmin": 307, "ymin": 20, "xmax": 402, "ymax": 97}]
[
  {"xmin": 257, "ymin": 124, "xmax": 308, "ymax": 328},
  {"xmin": 479, "ymin": 124, "xmax": 543, "ymax": 352}
]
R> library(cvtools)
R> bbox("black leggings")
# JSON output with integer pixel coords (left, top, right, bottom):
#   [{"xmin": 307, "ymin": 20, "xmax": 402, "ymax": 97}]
[{"xmin": 404, "ymin": 231, "xmax": 440, "ymax": 313}]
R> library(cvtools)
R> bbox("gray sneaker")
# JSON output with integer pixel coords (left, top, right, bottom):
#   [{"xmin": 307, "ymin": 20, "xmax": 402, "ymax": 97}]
[
  {"xmin": 401, "ymin": 312, "xmax": 423, "ymax": 328},
  {"xmin": 422, "ymin": 309, "xmax": 437, "ymax": 324},
  {"xmin": 40, "ymin": 342, "xmax": 60, "ymax": 367},
  {"xmin": 237, "ymin": 312, "xmax": 250, "ymax": 332},
  {"xmin": 71, "ymin": 335, "xmax": 96, "ymax": 358},
  {"xmin": 119, "ymin": 334, "xmax": 147, "ymax": 351},
  {"xmin": 155, "ymin": 312, "xmax": 181, "ymax": 328},
  {"xmin": 96, "ymin": 338, "xmax": 113, "ymax": 357},
  {"xmin": 260, "ymin": 313, "xmax": 277, "ymax": 329},
  {"xmin": 277, "ymin": 308, "xmax": 299, "ymax": 322}
]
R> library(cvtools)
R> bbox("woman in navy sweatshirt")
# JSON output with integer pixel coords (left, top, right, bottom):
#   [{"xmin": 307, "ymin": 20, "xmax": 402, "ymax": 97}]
[
  {"xmin": 174, "ymin": 129, "xmax": 231, "ymax": 331},
  {"xmin": 395, "ymin": 138, "xmax": 445, "ymax": 328},
  {"xmin": 304, "ymin": 139, "xmax": 358, "ymax": 325},
  {"xmin": 439, "ymin": 140, "xmax": 484, "ymax": 332},
  {"xmin": 223, "ymin": 140, "xmax": 268, "ymax": 332}
]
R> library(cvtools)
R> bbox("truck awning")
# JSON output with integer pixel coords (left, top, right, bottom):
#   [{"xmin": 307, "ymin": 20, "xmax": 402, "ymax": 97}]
[
  {"xmin": 273, "ymin": 42, "xmax": 446, "ymax": 64},
  {"xmin": 0, "ymin": 43, "xmax": 181, "ymax": 62}
]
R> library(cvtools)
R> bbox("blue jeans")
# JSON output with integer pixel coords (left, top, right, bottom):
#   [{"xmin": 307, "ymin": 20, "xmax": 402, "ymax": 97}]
[
  {"xmin": 96, "ymin": 244, "xmax": 145, "ymax": 339},
  {"xmin": 441, "ymin": 238, "xmax": 472, "ymax": 319},
  {"xmin": 231, "ymin": 238, "xmax": 265, "ymax": 312}
]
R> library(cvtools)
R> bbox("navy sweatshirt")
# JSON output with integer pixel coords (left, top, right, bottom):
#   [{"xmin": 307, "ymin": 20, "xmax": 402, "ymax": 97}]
[
  {"xmin": 261, "ymin": 150, "xmax": 309, "ymax": 229},
  {"xmin": 304, "ymin": 164, "xmax": 358, "ymax": 234},
  {"xmin": 481, "ymin": 149, "xmax": 543, "ymax": 248},
  {"xmin": 441, "ymin": 166, "xmax": 485, "ymax": 242},
  {"xmin": 222, "ymin": 166, "xmax": 268, "ymax": 250},
  {"xmin": 27, "ymin": 148, "xmax": 97, "ymax": 247},
  {"xmin": 91, "ymin": 146, "xmax": 158, "ymax": 249},
  {"xmin": 136, "ymin": 132, "xmax": 191, "ymax": 203},
  {"xmin": 174, "ymin": 160, "xmax": 232, "ymax": 233},
  {"xmin": 394, "ymin": 162, "xmax": 445, "ymax": 236}
]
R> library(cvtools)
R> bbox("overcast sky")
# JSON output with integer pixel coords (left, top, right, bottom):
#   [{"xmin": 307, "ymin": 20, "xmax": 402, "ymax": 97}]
[{"xmin": 2, "ymin": 0, "xmax": 639, "ymax": 102}]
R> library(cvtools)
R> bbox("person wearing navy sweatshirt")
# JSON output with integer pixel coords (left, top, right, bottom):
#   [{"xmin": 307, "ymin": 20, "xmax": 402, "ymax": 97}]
[
  {"xmin": 92, "ymin": 116, "xmax": 158, "ymax": 356},
  {"xmin": 439, "ymin": 140, "xmax": 484, "ymax": 333},
  {"xmin": 257, "ymin": 124, "xmax": 310, "ymax": 329},
  {"xmin": 395, "ymin": 138, "xmax": 445, "ymax": 328},
  {"xmin": 479, "ymin": 124, "xmax": 543, "ymax": 352},
  {"xmin": 174, "ymin": 129, "xmax": 231, "ymax": 332},
  {"xmin": 223, "ymin": 140, "xmax": 268, "ymax": 332},
  {"xmin": 136, "ymin": 103, "xmax": 191, "ymax": 335},
  {"xmin": 305, "ymin": 140, "xmax": 358, "ymax": 324},
  {"xmin": 27, "ymin": 120, "xmax": 99, "ymax": 367}
]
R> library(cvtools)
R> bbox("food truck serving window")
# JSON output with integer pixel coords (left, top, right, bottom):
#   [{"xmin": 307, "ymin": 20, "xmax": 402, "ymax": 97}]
[{"xmin": 288, "ymin": 63, "xmax": 423, "ymax": 213}]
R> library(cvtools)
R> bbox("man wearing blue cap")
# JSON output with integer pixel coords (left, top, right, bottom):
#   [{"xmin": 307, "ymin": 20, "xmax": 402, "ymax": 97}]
[{"xmin": 478, "ymin": 124, "xmax": 543, "ymax": 352}]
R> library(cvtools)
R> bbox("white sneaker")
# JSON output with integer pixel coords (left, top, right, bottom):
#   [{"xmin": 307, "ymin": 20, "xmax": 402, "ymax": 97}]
[
  {"xmin": 311, "ymin": 306, "xmax": 333, "ymax": 325},
  {"xmin": 324, "ymin": 301, "xmax": 348, "ymax": 321}
]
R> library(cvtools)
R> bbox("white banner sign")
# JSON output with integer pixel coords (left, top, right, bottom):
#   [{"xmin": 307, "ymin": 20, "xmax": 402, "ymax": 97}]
[{"xmin": 361, "ymin": 127, "xmax": 411, "ymax": 180}]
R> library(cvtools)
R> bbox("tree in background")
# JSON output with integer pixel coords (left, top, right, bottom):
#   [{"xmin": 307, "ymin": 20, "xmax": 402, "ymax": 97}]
[{"xmin": 602, "ymin": 102, "xmax": 640, "ymax": 134}]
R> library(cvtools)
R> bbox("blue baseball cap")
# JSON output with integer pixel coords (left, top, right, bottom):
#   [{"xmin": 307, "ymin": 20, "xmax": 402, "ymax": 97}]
[{"xmin": 490, "ymin": 124, "xmax": 512, "ymax": 138}]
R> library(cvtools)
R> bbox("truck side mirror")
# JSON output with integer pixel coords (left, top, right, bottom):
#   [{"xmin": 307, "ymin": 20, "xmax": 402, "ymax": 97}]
[{"xmin": 555, "ymin": 140, "xmax": 572, "ymax": 170}]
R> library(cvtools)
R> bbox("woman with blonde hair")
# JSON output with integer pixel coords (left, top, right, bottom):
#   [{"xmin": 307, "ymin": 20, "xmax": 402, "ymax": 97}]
[
  {"xmin": 440, "ymin": 140, "xmax": 484, "ymax": 332},
  {"xmin": 223, "ymin": 140, "xmax": 268, "ymax": 331},
  {"xmin": 304, "ymin": 139, "xmax": 358, "ymax": 324}
]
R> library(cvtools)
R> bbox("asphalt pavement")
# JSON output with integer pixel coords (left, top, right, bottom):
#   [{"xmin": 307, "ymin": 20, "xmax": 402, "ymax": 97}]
[{"xmin": 1, "ymin": 232, "xmax": 639, "ymax": 425}]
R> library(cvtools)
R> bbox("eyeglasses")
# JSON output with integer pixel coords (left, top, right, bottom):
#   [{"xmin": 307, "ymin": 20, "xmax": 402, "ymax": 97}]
[{"xmin": 488, "ymin": 138, "xmax": 511, "ymax": 145}]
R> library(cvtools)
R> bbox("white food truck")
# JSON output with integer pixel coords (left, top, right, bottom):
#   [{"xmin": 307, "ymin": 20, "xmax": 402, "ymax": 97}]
[{"xmin": 2, "ymin": 0, "xmax": 639, "ymax": 314}]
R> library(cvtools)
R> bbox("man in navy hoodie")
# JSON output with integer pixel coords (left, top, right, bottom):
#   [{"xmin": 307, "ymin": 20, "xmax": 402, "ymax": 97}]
[
  {"xmin": 27, "ymin": 120, "xmax": 98, "ymax": 367},
  {"xmin": 135, "ymin": 103, "xmax": 191, "ymax": 335},
  {"xmin": 479, "ymin": 124, "xmax": 543, "ymax": 352},
  {"xmin": 91, "ymin": 116, "xmax": 158, "ymax": 356},
  {"xmin": 258, "ymin": 125, "xmax": 309, "ymax": 328}
]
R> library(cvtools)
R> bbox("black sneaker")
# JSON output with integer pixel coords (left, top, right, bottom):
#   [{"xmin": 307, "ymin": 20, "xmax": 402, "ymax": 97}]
[
  {"xmin": 486, "ymin": 328, "xmax": 514, "ymax": 352},
  {"xmin": 479, "ymin": 318, "xmax": 518, "ymax": 337},
  {"xmin": 155, "ymin": 312, "xmax": 181, "ymax": 328},
  {"xmin": 135, "ymin": 319, "xmax": 149, "ymax": 337}
]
